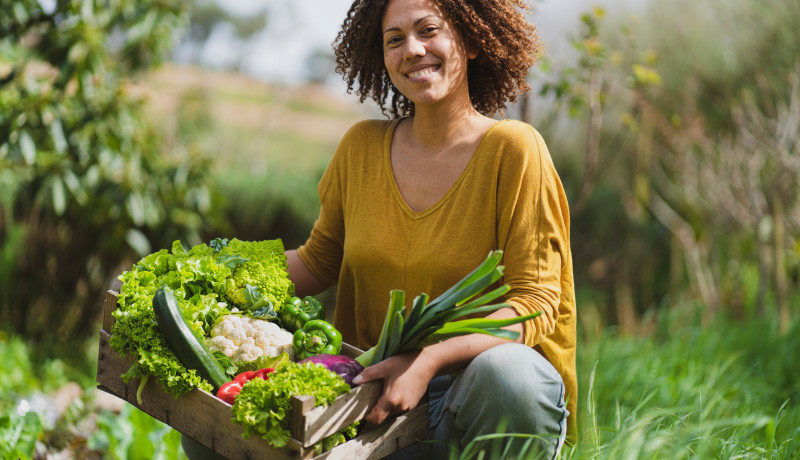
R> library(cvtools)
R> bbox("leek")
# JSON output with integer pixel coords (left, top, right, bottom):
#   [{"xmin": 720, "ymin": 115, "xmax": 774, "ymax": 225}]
[{"xmin": 355, "ymin": 250, "xmax": 541, "ymax": 367}]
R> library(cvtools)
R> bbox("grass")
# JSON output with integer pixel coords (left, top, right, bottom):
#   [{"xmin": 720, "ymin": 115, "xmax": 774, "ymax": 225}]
[
  {"xmin": 567, "ymin": 304, "xmax": 800, "ymax": 459},
  {"xmin": 450, "ymin": 303, "xmax": 800, "ymax": 459}
]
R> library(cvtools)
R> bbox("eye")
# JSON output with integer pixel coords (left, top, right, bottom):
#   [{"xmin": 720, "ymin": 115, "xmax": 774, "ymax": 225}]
[
  {"xmin": 421, "ymin": 25, "xmax": 438, "ymax": 35},
  {"xmin": 385, "ymin": 34, "xmax": 403, "ymax": 47}
]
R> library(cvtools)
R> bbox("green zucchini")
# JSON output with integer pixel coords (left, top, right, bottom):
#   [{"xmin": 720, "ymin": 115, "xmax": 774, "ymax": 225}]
[{"xmin": 152, "ymin": 286, "xmax": 228, "ymax": 389}]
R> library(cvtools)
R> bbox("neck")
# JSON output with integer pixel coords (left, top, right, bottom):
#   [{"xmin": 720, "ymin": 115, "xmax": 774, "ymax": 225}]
[{"xmin": 407, "ymin": 99, "xmax": 486, "ymax": 152}]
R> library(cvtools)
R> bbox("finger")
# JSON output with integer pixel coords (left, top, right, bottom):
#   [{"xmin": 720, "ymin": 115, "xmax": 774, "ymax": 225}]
[
  {"xmin": 365, "ymin": 397, "xmax": 391, "ymax": 425},
  {"xmin": 352, "ymin": 360, "xmax": 388, "ymax": 385}
]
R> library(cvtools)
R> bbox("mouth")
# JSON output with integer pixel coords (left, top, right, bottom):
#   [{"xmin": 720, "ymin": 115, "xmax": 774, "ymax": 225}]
[{"xmin": 406, "ymin": 65, "xmax": 440, "ymax": 79}]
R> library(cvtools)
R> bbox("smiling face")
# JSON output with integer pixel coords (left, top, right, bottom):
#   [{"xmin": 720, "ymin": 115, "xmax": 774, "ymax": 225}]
[{"xmin": 381, "ymin": 0, "xmax": 477, "ymax": 111}]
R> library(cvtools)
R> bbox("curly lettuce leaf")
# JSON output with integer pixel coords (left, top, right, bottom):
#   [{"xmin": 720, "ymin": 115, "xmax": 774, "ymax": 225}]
[
  {"xmin": 111, "ymin": 241, "xmax": 234, "ymax": 398},
  {"xmin": 231, "ymin": 361, "xmax": 351, "ymax": 447}
]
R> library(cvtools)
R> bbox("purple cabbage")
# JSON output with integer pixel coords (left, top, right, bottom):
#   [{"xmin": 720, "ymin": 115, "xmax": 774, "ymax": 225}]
[{"xmin": 298, "ymin": 354, "xmax": 364, "ymax": 386}]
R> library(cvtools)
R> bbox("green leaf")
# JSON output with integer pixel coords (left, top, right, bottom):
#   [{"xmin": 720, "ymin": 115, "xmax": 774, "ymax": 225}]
[
  {"xmin": 125, "ymin": 228, "xmax": 152, "ymax": 256},
  {"xmin": 250, "ymin": 304, "xmax": 279, "ymax": 321},
  {"xmin": 424, "ymin": 327, "xmax": 521, "ymax": 344},
  {"xmin": 209, "ymin": 237, "xmax": 229, "ymax": 252},
  {"xmin": 18, "ymin": 131, "xmax": 36, "ymax": 165},
  {"xmin": 62, "ymin": 170, "xmax": 88, "ymax": 205},
  {"xmin": 126, "ymin": 193, "xmax": 146, "ymax": 226},
  {"xmin": 369, "ymin": 290, "xmax": 404, "ymax": 366},
  {"xmin": 50, "ymin": 119, "xmax": 68, "ymax": 154},
  {"xmin": 243, "ymin": 284, "xmax": 274, "ymax": 313},
  {"xmin": 217, "ymin": 254, "xmax": 248, "ymax": 270},
  {"xmin": 51, "ymin": 176, "xmax": 66, "ymax": 215},
  {"xmin": 439, "ymin": 302, "xmax": 512, "ymax": 324}
]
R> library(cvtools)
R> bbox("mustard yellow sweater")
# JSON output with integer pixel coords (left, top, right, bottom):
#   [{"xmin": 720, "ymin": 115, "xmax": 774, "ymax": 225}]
[{"xmin": 297, "ymin": 118, "xmax": 577, "ymax": 440}]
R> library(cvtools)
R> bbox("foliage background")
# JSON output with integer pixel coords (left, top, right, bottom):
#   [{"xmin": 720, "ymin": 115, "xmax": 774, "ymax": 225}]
[{"xmin": 0, "ymin": 0, "xmax": 798, "ymax": 458}]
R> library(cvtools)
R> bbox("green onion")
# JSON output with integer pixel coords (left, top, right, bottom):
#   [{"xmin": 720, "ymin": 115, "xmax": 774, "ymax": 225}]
[{"xmin": 355, "ymin": 250, "xmax": 541, "ymax": 367}]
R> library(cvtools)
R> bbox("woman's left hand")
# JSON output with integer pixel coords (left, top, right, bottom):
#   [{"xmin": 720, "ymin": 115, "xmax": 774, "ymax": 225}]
[{"xmin": 352, "ymin": 351, "xmax": 436, "ymax": 425}]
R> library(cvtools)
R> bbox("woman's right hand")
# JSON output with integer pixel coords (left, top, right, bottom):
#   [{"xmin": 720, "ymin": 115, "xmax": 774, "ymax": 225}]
[{"xmin": 353, "ymin": 351, "xmax": 435, "ymax": 425}]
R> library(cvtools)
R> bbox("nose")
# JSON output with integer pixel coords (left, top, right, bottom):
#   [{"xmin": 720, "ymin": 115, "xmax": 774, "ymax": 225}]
[{"xmin": 403, "ymin": 35, "xmax": 426, "ymax": 61}]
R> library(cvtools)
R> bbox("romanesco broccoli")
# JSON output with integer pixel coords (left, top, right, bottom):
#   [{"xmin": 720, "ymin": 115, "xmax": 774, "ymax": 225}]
[{"xmin": 217, "ymin": 238, "xmax": 295, "ymax": 311}]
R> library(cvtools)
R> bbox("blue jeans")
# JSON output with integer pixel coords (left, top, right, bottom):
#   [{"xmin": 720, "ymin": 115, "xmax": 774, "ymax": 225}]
[{"xmin": 387, "ymin": 343, "xmax": 569, "ymax": 460}]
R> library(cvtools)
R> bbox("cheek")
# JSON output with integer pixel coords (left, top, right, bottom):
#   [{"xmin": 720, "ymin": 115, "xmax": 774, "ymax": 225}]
[{"xmin": 383, "ymin": 50, "xmax": 401, "ymax": 74}]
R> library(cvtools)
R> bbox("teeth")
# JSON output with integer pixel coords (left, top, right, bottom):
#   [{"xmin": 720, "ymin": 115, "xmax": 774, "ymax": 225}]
[{"xmin": 408, "ymin": 67, "xmax": 437, "ymax": 78}]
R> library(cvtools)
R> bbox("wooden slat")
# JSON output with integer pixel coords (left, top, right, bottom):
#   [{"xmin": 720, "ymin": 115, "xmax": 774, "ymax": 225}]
[
  {"xmin": 297, "ymin": 381, "xmax": 382, "ymax": 447},
  {"xmin": 103, "ymin": 290, "xmax": 118, "ymax": 332},
  {"xmin": 96, "ymin": 330, "xmax": 307, "ymax": 459},
  {"xmin": 340, "ymin": 342, "xmax": 364, "ymax": 357},
  {"xmin": 318, "ymin": 404, "xmax": 429, "ymax": 460},
  {"xmin": 291, "ymin": 394, "xmax": 316, "ymax": 442}
]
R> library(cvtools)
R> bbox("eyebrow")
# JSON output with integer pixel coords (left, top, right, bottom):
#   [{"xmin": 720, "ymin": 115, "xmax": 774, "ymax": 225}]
[{"xmin": 383, "ymin": 15, "xmax": 438, "ymax": 35}]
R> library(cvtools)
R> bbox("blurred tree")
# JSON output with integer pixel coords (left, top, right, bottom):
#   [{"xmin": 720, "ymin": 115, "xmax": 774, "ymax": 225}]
[
  {"xmin": 538, "ymin": 8, "xmax": 673, "ymax": 333},
  {"xmin": 305, "ymin": 47, "xmax": 336, "ymax": 84},
  {"xmin": 536, "ymin": 0, "xmax": 800, "ymax": 331},
  {"xmin": 0, "ymin": 0, "xmax": 222, "ymax": 353},
  {"xmin": 625, "ymin": 0, "xmax": 800, "ymax": 326},
  {"xmin": 182, "ymin": 0, "xmax": 230, "ymax": 62},
  {"xmin": 176, "ymin": 0, "xmax": 268, "ymax": 73}
]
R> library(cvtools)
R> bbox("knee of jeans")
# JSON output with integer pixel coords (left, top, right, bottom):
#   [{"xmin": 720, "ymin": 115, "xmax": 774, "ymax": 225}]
[{"xmin": 468, "ymin": 343, "xmax": 562, "ymax": 396}]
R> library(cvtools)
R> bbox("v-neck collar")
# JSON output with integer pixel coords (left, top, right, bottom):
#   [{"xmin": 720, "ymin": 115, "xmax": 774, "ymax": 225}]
[{"xmin": 383, "ymin": 118, "xmax": 507, "ymax": 219}]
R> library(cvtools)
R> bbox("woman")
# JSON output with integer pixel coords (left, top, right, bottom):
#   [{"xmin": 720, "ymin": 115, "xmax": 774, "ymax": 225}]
[{"xmin": 287, "ymin": 0, "xmax": 576, "ymax": 457}]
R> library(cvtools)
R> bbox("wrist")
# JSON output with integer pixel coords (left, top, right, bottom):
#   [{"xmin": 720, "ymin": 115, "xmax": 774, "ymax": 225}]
[{"xmin": 413, "ymin": 347, "xmax": 442, "ymax": 381}]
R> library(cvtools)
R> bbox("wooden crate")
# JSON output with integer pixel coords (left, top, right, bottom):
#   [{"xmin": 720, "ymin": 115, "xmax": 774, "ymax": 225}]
[{"xmin": 96, "ymin": 290, "xmax": 429, "ymax": 459}]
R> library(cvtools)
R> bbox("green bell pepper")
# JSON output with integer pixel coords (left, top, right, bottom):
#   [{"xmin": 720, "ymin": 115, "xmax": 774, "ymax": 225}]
[
  {"xmin": 280, "ymin": 296, "xmax": 325, "ymax": 332},
  {"xmin": 293, "ymin": 319, "xmax": 343, "ymax": 359}
]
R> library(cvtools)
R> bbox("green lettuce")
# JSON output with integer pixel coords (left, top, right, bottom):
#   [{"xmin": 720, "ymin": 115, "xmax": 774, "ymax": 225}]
[
  {"xmin": 109, "ymin": 238, "xmax": 292, "ymax": 399},
  {"xmin": 231, "ymin": 361, "xmax": 354, "ymax": 448}
]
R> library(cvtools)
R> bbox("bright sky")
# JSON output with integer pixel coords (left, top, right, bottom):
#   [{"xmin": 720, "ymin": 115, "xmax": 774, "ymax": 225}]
[{"xmin": 204, "ymin": 0, "xmax": 651, "ymax": 84}]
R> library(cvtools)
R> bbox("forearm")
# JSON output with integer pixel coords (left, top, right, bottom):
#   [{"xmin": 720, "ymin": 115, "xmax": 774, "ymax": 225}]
[
  {"xmin": 286, "ymin": 249, "xmax": 329, "ymax": 297},
  {"xmin": 354, "ymin": 306, "xmax": 525, "ymax": 424},
  {"xmin": 416, "ymin": 307, "xmax": 524, "ymax": 378}
]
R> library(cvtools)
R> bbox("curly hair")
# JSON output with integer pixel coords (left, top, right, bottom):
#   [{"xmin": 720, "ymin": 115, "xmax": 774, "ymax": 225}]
[{"xmin": 333, "ymin": 0, "xmax": 540, "ymax": 117}]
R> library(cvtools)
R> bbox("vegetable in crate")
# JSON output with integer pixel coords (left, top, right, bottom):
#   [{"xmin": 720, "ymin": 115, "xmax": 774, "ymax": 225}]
[
  {"xmin": 280, "ymin": 296, "xmax": 325, "ymax": 332},
  {"xmin": 231, "ymin": 361, "xmax": 355, "ymax": 449},
  {"xmin": 215, "ymin": 238, "xmax": 295, "ymax": 312},
  {"xmin": 298, "ymin": 354, "xmax": 364, "ymax": 386},
  {"xmin": 356, "ymin": 250, "xmax": 542, "ymax": 368},
  {"xmin": 207, "ymin": 314, "xmax": 295, "ymax": 362},
  {"xmin": 152, "ymin": 286, "xmax": 229, "ymax": 390},
  {"xmin": 111, "ymin": 238, "xmax": 294, "ymax": 399},
  {"xmin": 292, "ymin": 320, "xmax": 343, "ymax": 359},
  {"xmin": 217, "ymin": 368, "xmax": 275, "ymax": 405}
]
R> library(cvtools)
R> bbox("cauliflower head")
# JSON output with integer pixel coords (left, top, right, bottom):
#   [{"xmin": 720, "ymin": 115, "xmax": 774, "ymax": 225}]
[
  {"xmin": 207, "ymin": 314, "xmax": 295, "ymax": 362},
  {"xmin": 218, "ymin": 238, "xmax": 295, "ymax": 311}
]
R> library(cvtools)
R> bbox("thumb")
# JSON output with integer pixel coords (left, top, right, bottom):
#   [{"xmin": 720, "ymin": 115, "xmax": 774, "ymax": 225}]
[{"xmin": 352, "ymin": 361, "xmax": 386, "ymax": 385}]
